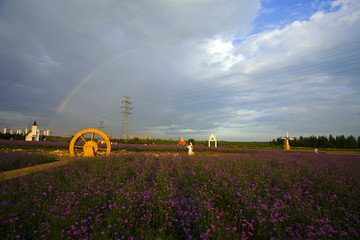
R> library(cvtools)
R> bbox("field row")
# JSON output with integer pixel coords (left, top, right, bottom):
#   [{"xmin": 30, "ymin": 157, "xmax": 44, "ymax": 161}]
[
  {"xmin": 0, "ymin": 151, "xmax": 359, "ymax": 239},
  {"xmin": 0, "ymin": 151, "xmax": 58, "ymax": 173}
]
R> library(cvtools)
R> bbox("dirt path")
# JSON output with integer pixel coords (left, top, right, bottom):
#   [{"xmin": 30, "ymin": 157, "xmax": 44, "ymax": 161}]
[{"xmin": 0, "ymin": 157, "xmax": 74, "ymax": 182}]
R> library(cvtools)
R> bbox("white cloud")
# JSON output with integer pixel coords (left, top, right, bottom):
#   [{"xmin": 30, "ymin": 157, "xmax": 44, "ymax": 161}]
[
  {"xmin": 231, "ymin": 0, "xmax": 360, "ymax": 74},
  {"xmin": 202, "ymin": 38, "xmax": 245, "ymax": 71},
  {"xmin": 192, "ymin": 0, "xmax": 360, "ymax": 139}
]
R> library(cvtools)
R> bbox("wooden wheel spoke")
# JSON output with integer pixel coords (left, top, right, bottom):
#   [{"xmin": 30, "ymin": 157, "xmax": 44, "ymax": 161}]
[
  {"xmin": 91, "ymin": 132, "xmax": 95, "ymax": 141},
  {"xmin": 96, "ymin": 138, "xmax": 105, "ymax": 144},
  {"xmin": 80, "ymin": 135, "xmax": 87, "ymax": 143},
  {"xmin": 98, "ymin": 147, "xmax": 107, "ymax": 151}
]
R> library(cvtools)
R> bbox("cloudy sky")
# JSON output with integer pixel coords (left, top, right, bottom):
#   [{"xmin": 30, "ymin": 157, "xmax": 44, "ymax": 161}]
[{"xmin": 0, "ymin": 0, "xmax": 359, "ymax": 141}]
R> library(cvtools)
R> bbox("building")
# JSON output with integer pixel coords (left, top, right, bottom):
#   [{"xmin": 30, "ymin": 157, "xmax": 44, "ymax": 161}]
[
  {"xmin": 25, "ymin": 121, "xmax": 40, "ymax": 141},
  {"xmin": 43, "ymin": 130, "xmax": 52, "ymax": 136},
  {"xmin": 16, "ymin": 129, "xmax": 24, "ymax": 135},
  {"xmin": 3, "ymin": 128, "xmax": 10, "ymax": 134}
]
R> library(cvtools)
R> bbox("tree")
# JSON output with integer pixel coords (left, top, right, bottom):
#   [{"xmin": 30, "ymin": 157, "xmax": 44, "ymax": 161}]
[
  {"xmin": 329, "ymin": 134, "xmax": 336, "ymax": 148},
  {"xmin": 346, "ymin": 135, "xmax": 357, "ymax": 149},
  {"xmin": 336, "ymin": 135, "xmax": 347, "ymax": 149},
  {"xmin": 318, "ymin": 136, "xmax": 329, "ymax": 148},
  {"xmin": 308, "ymin": 135, "xmax": 318, "ymax": 148}
]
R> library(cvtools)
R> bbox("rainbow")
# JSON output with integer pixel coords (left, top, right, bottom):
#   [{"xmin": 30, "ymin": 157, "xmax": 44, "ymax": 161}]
[{"xmin": 47, "ymin": 38, "xmax": 178, "ymax": 130}]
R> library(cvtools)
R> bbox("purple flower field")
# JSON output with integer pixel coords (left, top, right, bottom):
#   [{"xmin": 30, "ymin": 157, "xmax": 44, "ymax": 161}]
[
  {"xmin": 0, "ymin": 151, "xmax": 359, "ymax": 239},
  {"xmin": 111, "ymin": 144, "xmax": 248, "ymax": 153},
  {"xmin": 0, "ymin": 139, "xmax": 69, "ymax": 150},
  {"xmin": 0, "ymin": 151, "xmax": 57, "ymax": 172},
  {"xmin": 0, "ymin": 139, "xmax": 257, "ymax": 153}
]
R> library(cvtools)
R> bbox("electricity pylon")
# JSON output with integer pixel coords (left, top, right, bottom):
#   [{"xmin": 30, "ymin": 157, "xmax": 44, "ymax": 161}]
[
  {"xmin": 120, "ymin": 96, "xmax": 133, "ymax": 139},
  {"xmin": 97, "ymin": 121, "xmax": 105, "ymax": 130}
]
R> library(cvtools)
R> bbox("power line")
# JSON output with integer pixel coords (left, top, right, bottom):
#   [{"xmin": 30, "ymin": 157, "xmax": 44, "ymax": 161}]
[{"xmin": 55, "ymin": 40, "xmax": 360, "ymax": 132}]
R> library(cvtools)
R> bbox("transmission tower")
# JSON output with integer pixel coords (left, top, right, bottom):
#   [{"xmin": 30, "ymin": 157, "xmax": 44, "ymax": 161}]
[
  {"xmin": 120, "ymin": 96, "xmax": 133, "ymax": 139},
  {"xmin": 97, "ymin": 121, "xmax": 105, "ymax": 130}
]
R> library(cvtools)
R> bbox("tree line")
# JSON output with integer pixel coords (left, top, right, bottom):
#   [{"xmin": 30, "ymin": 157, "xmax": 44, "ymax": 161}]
[
  {"xmin": 270, "ymin": 134, "xmax": 360, "ymax": 149},
  {"xmin": 0, "ymin": 133, "xmax": 26, "ymax": 140}
]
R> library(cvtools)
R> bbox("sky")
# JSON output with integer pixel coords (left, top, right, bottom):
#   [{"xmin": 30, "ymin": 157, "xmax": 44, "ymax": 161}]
[{"xmin": 0, "ymin": 0, "xmax": 359, "ymax": 141}]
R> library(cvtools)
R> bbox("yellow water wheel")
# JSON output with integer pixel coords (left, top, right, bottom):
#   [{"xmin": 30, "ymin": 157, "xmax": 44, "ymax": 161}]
[{"xmin": 69, "ymin": 128, "xmax": 111, "ymax": 157}]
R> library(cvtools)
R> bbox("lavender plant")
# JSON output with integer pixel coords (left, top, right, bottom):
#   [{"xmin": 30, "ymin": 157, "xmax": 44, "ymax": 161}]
[
  {"xmin": 0, "ymin": 151, "xmax": 57, "ymax": 172},
  {"xmin": 0, "ymin": 151, "xmax": 359, "ymax": 239},
  {"xmin": 0, "ymin": 139, "xmax": 258, "ymax": 153},
  {"xmin": 0, "ymin": 139, "xmax": 69, "ymax": 150}
]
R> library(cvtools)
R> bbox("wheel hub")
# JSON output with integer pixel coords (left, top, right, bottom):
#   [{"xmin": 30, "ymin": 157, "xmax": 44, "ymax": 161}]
[{"xmin": 83, "ymin": 141, "xmax": 99, "ymax": 157}]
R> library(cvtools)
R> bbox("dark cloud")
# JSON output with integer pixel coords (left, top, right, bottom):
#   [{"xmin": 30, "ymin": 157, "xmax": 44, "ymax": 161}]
[{"xmin": 0, "ymin": 0, "xmax": 359, "ymax": 140}]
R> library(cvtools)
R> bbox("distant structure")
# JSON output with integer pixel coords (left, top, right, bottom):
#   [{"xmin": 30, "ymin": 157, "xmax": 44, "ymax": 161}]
[
  {"xmin": 16, "ymin": 129, "xmax": 24, "ymax": 135},
  {"xmin": 25, "ymin": 121, "xmax": 40, "ymax": 141},
  {"xmin": 281, "ymin": 132, "xmax": 294, "ymax": 150},
  {"xmin": 98, "ymin": 121, "xmax": 105, "ymax": 130},
  {"xmin": 43, "ymin": 130, "xmax": 53, "ymax": 136},
  {"xmin": 3, "ymin": 128, "xmax": 10, "ymax": 134},
  {"xmin": 120, "ymin": 96, "xmax": 133, "ymax": 139},
  {"xmin": 178, "ymin": 138, "xmax": 186, "ymax": 145},
  {"xmin": 130, "ymin": 135, "xmax": 152, "ymax": 140},
  {"xmin": 107, "ymin": 134, "xmax": 116, "ymax": 139},
  {"xmin": 4, "ymin": 123, "xmax": 52, "ymax": 138},
  {"xmin": 208, "ymin": 133, "xmax": 217, "ymax": 147}
]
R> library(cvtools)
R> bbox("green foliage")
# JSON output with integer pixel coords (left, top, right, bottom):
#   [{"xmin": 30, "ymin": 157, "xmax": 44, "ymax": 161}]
[
  {"xmin": 0, "ymin": 133, "xmax": 24, "ymax": 140},
  {"xmin": 271, "ymin": 134, "xmax": 360, "ymax": 149}
]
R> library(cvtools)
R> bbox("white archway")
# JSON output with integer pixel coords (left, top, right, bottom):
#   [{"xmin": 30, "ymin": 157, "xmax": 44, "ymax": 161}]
[{"xmin": 208, "ymin": 133, "xmax": 217, "ymax": 147}]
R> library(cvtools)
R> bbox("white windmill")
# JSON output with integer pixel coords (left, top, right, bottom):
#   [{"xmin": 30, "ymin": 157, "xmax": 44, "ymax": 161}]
[{"xmin": 281, "ymin": 132, "xmax": 294, "ymax": 150}]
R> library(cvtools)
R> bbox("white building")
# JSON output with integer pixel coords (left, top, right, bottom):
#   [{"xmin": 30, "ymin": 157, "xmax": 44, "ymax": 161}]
[
  {"xmin": 25, "ymin": 121, "xmax": 40, "ymax": 141},
  {"xmin": 3, "ymin": 128, "xmax": 10, "ymax": 134},
  {"xmin": 16, "ymin": 129, "xmax": 24, "ymax": 135},
  {"xmin": 43, "ymin": 129, "xmax": 52, "ymax": 136}
]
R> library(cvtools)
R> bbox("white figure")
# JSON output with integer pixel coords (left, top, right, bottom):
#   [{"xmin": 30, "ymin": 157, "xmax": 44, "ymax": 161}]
[{"xmin": 187, "ymin": 142, "xmax": 194, "ymax": 155}]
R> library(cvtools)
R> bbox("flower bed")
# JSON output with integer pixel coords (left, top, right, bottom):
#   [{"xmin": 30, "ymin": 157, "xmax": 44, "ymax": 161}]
[
  {"xmin": 0, "ymin": 151, "xmax": 359, "ymax": 239},
  {"xmin": 0, "ymin": 139, "xmax": 255, "ymax": 153},
  {"xmin": 0, "ymin": 151, "xmax": 58, "ymax": 172},
  {"xmin": 111, "ymin": 143, "xmax": 252, "ymax": 153},
  {"xmin": 0, "ymin": 139, "xmax": 69, "ymax": 150}
]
